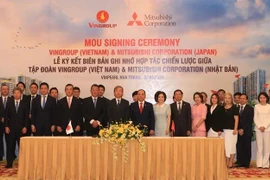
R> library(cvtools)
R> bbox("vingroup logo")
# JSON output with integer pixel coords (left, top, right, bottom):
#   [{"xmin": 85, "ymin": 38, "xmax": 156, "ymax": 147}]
[
  {"xmin": 88, "ymin": 10, "xmax": 117, "ymax": 28},
  {"xmin": 96, "ymin": 10, "xmax": 109, "ymax": 23}
]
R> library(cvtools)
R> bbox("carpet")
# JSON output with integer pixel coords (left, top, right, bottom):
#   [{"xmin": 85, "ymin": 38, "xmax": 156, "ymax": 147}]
[
  {"xmin": 1, "ymin": 161, "xmax": 270, "ymax": 180},
  {"xmin": 0, "ymin": 161, "xmax": 17, "ymax": 180}
]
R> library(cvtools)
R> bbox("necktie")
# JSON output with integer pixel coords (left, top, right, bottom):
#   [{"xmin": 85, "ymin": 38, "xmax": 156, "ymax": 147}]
[
  {"xmin": 178, "ymin": 102, "xmax": 181, "ymax": 113},
  {"xmin": 30, "ymin": 96, "xmax": 34, "ymax": 111},
  {"xmin": 15, "ymin": 101, "xmax": 19, "ymax": 113},
  {"xmin": 240, "ymin": 106, "xmax": 244, "ymax": 115},
  {"xmin": 42, "ymin": 96, "xmax": 46, "ymax": 109},
  {"xmin": 93, "ymin": 98, "xmax": 97, "ymax": 108},
  {"xmin": 117, "ymin": 99, "xmax": 120, "ymax": 107},
  {"xmin": 139, "ymin": 102, "xmax": 143, "ymax": 114},
  {"xmin": 4, "ymin": 97, "xmax": 7, "ymax": 109},
  {"xmin": 68, "ymin": 97, "xmax": 71, "ymax": 108}
]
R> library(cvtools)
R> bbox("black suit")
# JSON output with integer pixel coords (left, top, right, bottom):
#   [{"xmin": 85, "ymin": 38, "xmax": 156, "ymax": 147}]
[
  {"xmin": 170, "ymin": 101, "xmax": 191, "ymax": 136},
  {"xmin": 26, "ymin": 94, "xmax": 40, "ymax": 135},
  {"xmin": 31, "ymin": 95, "xmax": 56, "ymax": 136},
  {"xmin": 57, "ymin": 97, "xmax": 83, "ymax": 136},
  {"xmin": 83, "ymin": 97, "xmax": 106, "ymax": 136},
  {"xmin": 0, "ymin": 96, "xmax": 11, "ymax": 160},
  {"xmin": 108, "ymin": 98, "xmax": 129, "ymax": 124},
  {"xmin": 4, "ymin": 99, "xmax": 29, "ymax": 166},
  {"xmin": 205, "ymin": 105, "xmax": 224, "ymax": 133},
  {"xmin": 236, "ymin": 104, "xmax": 254, "ymax": 167},
  {"xmin": 129, "ymin": 101, "xmax": 155, "ymax": 135},
  {"xmin": 205, "ymin": 103, "xmax": 211, "ymax": 131}
]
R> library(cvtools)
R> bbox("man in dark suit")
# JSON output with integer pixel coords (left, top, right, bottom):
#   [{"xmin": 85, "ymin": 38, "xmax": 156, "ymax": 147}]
[
  {"xmin": 26, "ymin": 83, "xmax": 40, "ymax": 136},
  {"xmin": 132, "ymin": 91, "xmax": 138, "ymax": 102},
  {"xmin": 83, "ymin": 84, "xmax": 106, "ymax": 136},
  {"xmin": 5, "ymin": 87, "xmax": 29, "ymax": 168},
  {"xmin": 16, "ymin": 82, "xmax": 28, "ymax": 102},
  {"xmin": 170, "ymin": 89, "xmax": 191, "ymax": 136},
  {"xmin": 56, "ymin": 84, "xmax": 83, "ymax": 136},
  {"xmin": 49, "ymin": 87, "xmax": 59, "ymax": 103},
  {"xmin": 0, "ymin": 84, "xmax": 11, "ymax": 161},
  {"xmin": 234, "ymin": 92, "xmax": 241, "ymax": 108},
  {"xmin": 129, "ymin": 89, "xmax": 155, "ymax": 136},
  {"xmin": 217, "ymin": 89, "xmax": 226, "ymax": 106},
  {"xmin": 236, "ymin": 94, "xmax": 254, "ymax": 168},
  {"xmin": 73, "ymin": 86, "xmax": 83, "ymax": 103},
  {"xmin": 108, "ymin": 86, "xmax": 129, "ymax": 124},
  {"xmin": 31, "ymin": 82, "xmax": 56, "ymax": 136}
]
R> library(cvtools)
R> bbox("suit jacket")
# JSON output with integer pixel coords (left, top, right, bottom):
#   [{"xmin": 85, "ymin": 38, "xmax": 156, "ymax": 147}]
[
  {"xmin": 26, "ymin": 94, "xmax": 40, "ymax": 114},
  {"xmin": 238, "ymin": 104, "xmax": 254, "ymax": 137},
  {"xmin": 4, "ymin": 99, "xmax": 29, "ymax": 131},
  {"xmin": 0, "ymin": 97, "xmax": 11, "ymax": 119},
  {"xmin": 129, "ymin": 101, "xmax": 155, "ymax": 131},
  {"xmin": 57, "ymin": 97, "xmax": 83, "ymax": 130},
  {"xmin": 205, "ymin": 105, "xmax": 224, "ymax": 132},
  {"xmin": 170, "ymin": 101, "xmax": 191, "ymax": 136},
  {"xmin": 83, "ymin": 97, "xmax": 106, "ymax": 131},
  {"xmin": 108, "ymin": 98, "xmax": 129, "ymax": 123},
  {"xmin": 31, "ymin": 95, "xmax": 56, "ymax": 128}
]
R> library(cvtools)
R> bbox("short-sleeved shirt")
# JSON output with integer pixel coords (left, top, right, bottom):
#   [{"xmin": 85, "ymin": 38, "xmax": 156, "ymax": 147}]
[{"xmin": 223, "ymin": 105, "xmax": 239, "ymax": 130}]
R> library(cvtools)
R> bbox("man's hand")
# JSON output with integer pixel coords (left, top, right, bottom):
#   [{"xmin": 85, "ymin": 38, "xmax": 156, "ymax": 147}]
[
  {"xmin": 1, "ymin": 118, "xmax": 4, "ymax": 123},
  {"xmin": 31, "ymin": 125, "xmax": 36, "ymax": 133},
  {"xmin": 75, "ymin": 125, "xmax": 80, "ymax": 132},
  {"xmin": 187, "ymin": 131, "xmax": 191, "ymax": 136},
  {"xmin": 238, "ymin": 129, "xmax": 244, "ymax": 136},
  {"xmin": 5, "ymin": 127, "xmax": 10, "ymax": 134},
  {"xmin": 149, "ymin": 130, "xmax": 155, "ymax": 136},
  {"xmin": 57, "ymin": 126, "xmax": 63, "ymax": 132}
]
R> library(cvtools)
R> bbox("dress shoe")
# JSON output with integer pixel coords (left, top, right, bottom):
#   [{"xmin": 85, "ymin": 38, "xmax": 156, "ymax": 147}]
[{"xmin": 5, "ymin": 164, "xmax": 12, "ymax": 168}]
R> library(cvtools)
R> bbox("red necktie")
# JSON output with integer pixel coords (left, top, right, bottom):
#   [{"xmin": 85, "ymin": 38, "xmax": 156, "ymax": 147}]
[{"xmin": 139, "ymin": 102, "xmax": 143, "ymax": 114}]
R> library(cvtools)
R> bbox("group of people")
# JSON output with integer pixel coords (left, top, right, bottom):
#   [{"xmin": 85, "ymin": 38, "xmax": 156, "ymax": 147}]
[{"xmin": 0, "ymin": 82, "xmax": 269, "ymax": 170}]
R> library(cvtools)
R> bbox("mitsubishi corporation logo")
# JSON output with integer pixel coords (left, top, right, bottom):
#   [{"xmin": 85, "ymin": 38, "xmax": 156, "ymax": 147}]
[
  {"xmin": 127, "ymin": 12, "xmax": 177, "ymax": 27},
  {"xmin": 88, "ymin": 10, "xmax": 117, "ymax": 28},
  {"xmin": 96, "ymin": 10, "xmax": 109, "ymax": 23},
  {"xmin": 127, "ymin": 12, "xmax": 143, "ymax": 26}
]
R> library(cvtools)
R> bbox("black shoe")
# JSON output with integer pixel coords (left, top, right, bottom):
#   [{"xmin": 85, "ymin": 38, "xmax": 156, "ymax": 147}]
[
  {"xmin": 5, "ymin": 164, "xmax": 12, "ymax": 168},
  {"xmin": 235, "ymin": 164, "xmax": 244, "ymax": 168},
  {"xmin": 244, "ymin": 166, "xmax": 249, "ymax": 169}
]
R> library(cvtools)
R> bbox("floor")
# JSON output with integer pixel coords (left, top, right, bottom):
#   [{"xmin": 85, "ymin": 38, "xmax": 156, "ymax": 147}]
[{"xmin": 1, "ymin": 161, "xmax": 270, "ymax": 180}]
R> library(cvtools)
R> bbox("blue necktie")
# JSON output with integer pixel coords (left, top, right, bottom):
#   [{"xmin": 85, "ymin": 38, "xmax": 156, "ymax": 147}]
[
  {"xmin": 42, "ymin": 96, "xmax": 46, "ymax": 108},
  {"xmin": 93, "ymin": 98, "xmax": 97, "ymax": 108},
  {"xmin": 15, "ymin": 101, "xmax": 19, "ymax": 113},
  {"xmin": 4, "ymin": 97, "xmax": 7, "ymax": 109}
]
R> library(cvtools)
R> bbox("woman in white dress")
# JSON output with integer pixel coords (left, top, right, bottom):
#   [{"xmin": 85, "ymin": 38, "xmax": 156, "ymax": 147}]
[
  {"xmin": 153, "ymin": 91, "xmax": 171, "ymax": 137},
  {"xmin": 254, "ymin": 92, "xmax": 270, "ymax": 168}
]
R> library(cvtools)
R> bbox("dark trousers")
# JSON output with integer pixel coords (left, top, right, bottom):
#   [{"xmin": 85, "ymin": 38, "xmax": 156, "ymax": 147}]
[
  {"xmin": 237, "ymin": 134, "xmax": 252, "ymax": 167},
  {"xmin": 6, "ymin": 127, "xmax": 24, "ymax": 166},
  {"xmin": 34, "ymin": 125, "xmax": 52, "ymax": 136},
  {"xmin": 0, "ymin": 122, "xmax": 5, "ymax": 159},
  {"xmin": 86, "ymin": 129, "xmax": 99, "ymax": 137}
]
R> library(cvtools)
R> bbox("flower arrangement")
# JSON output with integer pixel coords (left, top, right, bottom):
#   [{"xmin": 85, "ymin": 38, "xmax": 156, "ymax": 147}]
[{"xmin": 93, "ymin": 121, "xmax": 147, "ymax": 163}]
